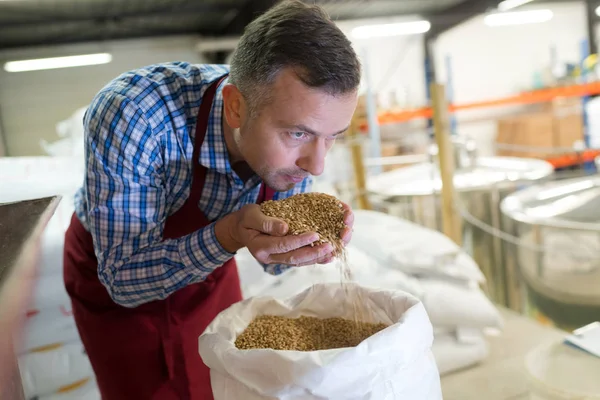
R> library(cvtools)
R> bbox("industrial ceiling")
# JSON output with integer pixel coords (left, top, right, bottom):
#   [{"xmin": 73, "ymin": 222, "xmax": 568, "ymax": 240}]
[{"xmin": 0, "ymin": 0, "xmax": 491, "ymax": 50}]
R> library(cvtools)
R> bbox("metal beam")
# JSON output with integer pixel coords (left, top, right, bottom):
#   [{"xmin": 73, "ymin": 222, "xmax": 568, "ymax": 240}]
[
  {"xmin": 0, "ymin": 30, "xmax": 218, "ymax": 50},
  {"xmin": 0, "ymin": 107, "xmax": 7, "ymax": 157},
  {"xmin": 426, "ymin": 0, "xmax": 497, "ymax": 39},
  {"xmin": 585, "ymin": 0, "xmax": 598, "ymax": 56},
  {"xmin": 0, "ymin": 3, "xmax": 235, "ymax": 29},
  {"xmin": 220, "ymin": 0, "xmax": 279, "ymax": 35}
]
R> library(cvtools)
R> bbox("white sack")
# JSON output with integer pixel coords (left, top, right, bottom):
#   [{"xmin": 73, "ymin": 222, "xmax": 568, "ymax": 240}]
[
  {"xmin": 0, "ymin": 156, "xmax": 83, "ymax": 196},
  {"xmin": 30, "ymin": 274, "xmax": 72, "ymax": 314},
  {"xmin": 351, "ymin": 210, "xmax": 485, "ymax": 283},
  {"xmin": 20, "ymin": 306, "xmax": 81, "ymax": 353},
  {"xmin": 236, "ymin": 248, "xmax": 282, "ymax": 298},
  {"xmin": 19, "ymin": 342, "xmax": 94, "ymax": 398},
  {"xmin": 431, "ymin": 329, "xmax": 489, "ymax": 375},
  {"xmin": 38, "ymin": 379, "xmax": 101, "ymax": 400},
  {"xmin": 420, "ymin": 279, "xmax": 503, "ymax": 330},
  {"xmin": 199, "ymin": 283, "xmax": 442, "ymax": 400}
]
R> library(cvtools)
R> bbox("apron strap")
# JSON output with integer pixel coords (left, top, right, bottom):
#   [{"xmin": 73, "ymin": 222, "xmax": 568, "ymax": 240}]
[
  {"xmin": 189, "ymin": 74, "xmax": 229, "ymax": 199},
  {"xmin": 162, "ymin": 74, "xmax": 228, "ymax": 239}
]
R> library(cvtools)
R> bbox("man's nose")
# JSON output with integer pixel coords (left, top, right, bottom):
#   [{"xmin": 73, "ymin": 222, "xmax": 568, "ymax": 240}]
[{"xmin": 297, "ymin": 140, "xmax": 327, "ymax": 176}]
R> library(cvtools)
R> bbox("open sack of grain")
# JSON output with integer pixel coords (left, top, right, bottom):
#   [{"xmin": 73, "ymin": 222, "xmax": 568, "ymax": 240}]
[
  {"xmin": 199, "ymin": 192, "xmax": 442, "ymax": 399},
  {"xmin": 199, "ymin": 283, "xmax": 442, "ymax": 400}
]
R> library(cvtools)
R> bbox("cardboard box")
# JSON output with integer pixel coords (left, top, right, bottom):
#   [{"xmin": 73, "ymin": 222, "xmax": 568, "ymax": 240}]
[{"xmin": 496, "ymin": 104, "xmax": 583, "ymax": 159}]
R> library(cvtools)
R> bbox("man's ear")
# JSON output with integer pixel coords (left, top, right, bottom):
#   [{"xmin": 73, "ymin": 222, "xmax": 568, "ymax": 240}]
[{"xmin": 222, "ymin": 84, "xmax": 246, "ymax": 129}]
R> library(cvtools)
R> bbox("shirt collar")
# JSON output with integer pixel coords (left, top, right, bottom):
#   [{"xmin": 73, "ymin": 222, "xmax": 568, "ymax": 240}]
[{"xmin": 198, "ymin": 76, "xmax": 233, "ymax": 175}]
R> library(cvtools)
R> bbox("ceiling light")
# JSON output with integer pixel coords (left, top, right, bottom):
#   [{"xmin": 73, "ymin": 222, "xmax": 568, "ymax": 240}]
[
  {"xmin": 484, "ymin": 9, "xmax": 553, "ymax": 27},
  {"xmin": 596, "ymin": 5, "xmax": 600, "ymax": 16},
  {"xmin": 497, "ymin": 0, "xmax": 535, "ymax": 11},
  {"xmin": 351, "ymin": 20, "xmax": 431, "ymax": 39},
  {"xmin": 3, "ymin": 53, "xmax": 112, "ymax": 73}
]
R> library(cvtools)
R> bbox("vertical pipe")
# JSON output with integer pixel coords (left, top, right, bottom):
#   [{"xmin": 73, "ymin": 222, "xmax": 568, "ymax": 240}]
[
  {"xmin": 489, "ymin": 183, "xmax": 506, "ymax": 306},
  {"xmin": 585, "ymin": 0, "xmax": 598, "ymax": 57},
  {"xmin": 348, "ymin": 100, "xmax": 371, "ymax": 211},
  {"xmin": 581, "ymin": 38, "xmax": 591, "ymax": 150},
  {"xmin": 533, "ymin": 224, "xmax": 544, "ymax": 279},
  {"xmin": 425, "ymin": 56, "xmax": 434, "ymax": 137},
  {"xmin": 431, "ymin": 83, "xmax": 462, "ymax": 246},
  {"xmin": 424, "ymin": 35, "xmax": 436, "ymax": 139},
  {"xmin": 361, "ymin": 47, "xmax": 382, "ymax": 176},
  {"xmin": 0, "ymin": 106, "xmax": 7, "ymax": 157},
  {"xmin": 445, "ymin": 54, "xmax": 457, "ymax": 137},
  {"xmin": 550, "ymin": 44, "xmax": 557, "ymax": 71}
]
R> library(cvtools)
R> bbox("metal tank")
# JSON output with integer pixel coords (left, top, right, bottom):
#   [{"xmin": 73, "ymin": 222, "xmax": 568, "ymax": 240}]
[
  {"xmin": 366, "ymin": 138, "xmax": 554, "ymax": 308},
  {"xmin": 500, "ymin": 175, "xmax": 600, "ymax": 330}
]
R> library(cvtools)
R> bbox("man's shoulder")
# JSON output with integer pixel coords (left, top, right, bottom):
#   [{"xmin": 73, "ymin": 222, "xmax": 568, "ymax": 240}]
[
  {"xmin": 87, "ymin": 63, "xmax": 230, "ymax": 128},
  {"xmin": 98, "ymin": 62, "xmax": 229, "ymax": 99}
]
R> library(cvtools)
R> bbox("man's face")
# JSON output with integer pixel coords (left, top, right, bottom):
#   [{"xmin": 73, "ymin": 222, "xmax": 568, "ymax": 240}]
[{"xmin": 223, "ymin": 69, "xmax": 358, "ymax": 192}]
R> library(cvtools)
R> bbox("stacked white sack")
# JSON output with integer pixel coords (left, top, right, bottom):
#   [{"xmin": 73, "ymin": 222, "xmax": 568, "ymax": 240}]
[
  {"xmin": 1, "ymin": 156, "xmax": 99, "ymax": 399},
  {"xmin": 350, "ymin": 209, "xmax": 502, "ymax": 374}
]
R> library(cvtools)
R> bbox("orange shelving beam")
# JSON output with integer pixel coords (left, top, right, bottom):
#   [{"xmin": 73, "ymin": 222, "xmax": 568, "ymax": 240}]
[
  {"xmin": 545, "ymin": 149, "xmax": 600, "ymax": 168},
  {"xmin": 360, "ymin": 81, "xmax": 600, "ymax": 130}
]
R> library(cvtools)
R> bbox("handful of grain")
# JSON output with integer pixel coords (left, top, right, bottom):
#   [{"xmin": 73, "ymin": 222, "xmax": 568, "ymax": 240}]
[
  {"xmin": 260, "ymin": 192, "xmax": 345, "ymax": 256},
  {"xmin": 235, "ymin": 315, "xmax": 388, "ymax": 351}
]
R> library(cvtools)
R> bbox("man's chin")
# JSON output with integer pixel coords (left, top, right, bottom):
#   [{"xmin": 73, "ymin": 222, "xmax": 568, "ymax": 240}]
[
  {"xmin": 263, "ymin": 176, "xmax": 297, "ymax": 192},
  {"xmin": 270, "ymin": 181, "xmax": 297, "ymax": 192}
]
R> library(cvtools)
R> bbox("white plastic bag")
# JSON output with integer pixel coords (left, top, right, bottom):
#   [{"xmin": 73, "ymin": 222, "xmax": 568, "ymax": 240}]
[
  {"xmin": 38, "ymin": 378, "xmax": 101, "ymax": 400},
  {"xmin": 351, "ymin": 210, "xmax": 485, "ymax": 283},
  {"xmin": 419, "ymin": 279, "xmax": 502, "ymax": 330},
  {"xmin": 20, "ymin": 305, "xmax": 81, "ymax": 353},
  {"xmin": 199, "ymin": 283, "xmax": 442, "ymax": 400},
  {"xmin": 19, "ymin": 342, "xmax": 94, "ymax": 398},
  {"xmin": 431, "ymin": 329, "xmax": 489, "ymax": 375}
]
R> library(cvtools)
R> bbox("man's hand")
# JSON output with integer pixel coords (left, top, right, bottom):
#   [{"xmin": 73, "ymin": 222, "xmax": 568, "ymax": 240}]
[
  {"xmin": 215, "ymin": 204, "xmax": 335, "ymax": 266},
  {"xmin": 340, "ymin": 201, "xmax": 354, "ymax": 247}
]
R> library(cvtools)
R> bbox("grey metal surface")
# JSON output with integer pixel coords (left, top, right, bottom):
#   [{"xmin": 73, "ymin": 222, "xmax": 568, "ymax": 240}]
[
  {"xmin": 0, "ymin": 196, "xmax": 61, "ymax": 400},
  {"xmin": 366, "ymin": 155, "xmax": 554, "ymax": 309},
  {"xmin": 501, "ymin": 175, "xmax": 600, "ymax": 231},
  {"xmin": 0, "ymin": 197, "xmax": 59, "ymax": 282},
  {"xmin": 501, "ymin": 176, "xmax": 600, "ymax": 329},
  {"xmin": 367, "ymin": 156, "xmax": 554, "ymax": 197}
]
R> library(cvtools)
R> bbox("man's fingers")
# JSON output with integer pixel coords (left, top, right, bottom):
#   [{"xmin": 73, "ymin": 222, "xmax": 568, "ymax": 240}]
[
  {"xmin": 251, "ymin": 232, "xmax": 319, "ymax": 263},
  {"xmin": 341, "ymin": 226, "xmax": 353, "ymax": 246},
  {"xmin": 316, "ymin": 254, "xmax": 335, "ymax": 265},
  {"xmin": 268, "ymin": 242, "xmax": 333, "ymax": 266},
  {"xmin": 341, "ymin": 202, "xmax": 354, "ymax": 227},
  {"xmin": 294, "ymin": 253, "xmax": 336, "ymax": 267},
  {"xmin": 339, "ymin": 202, "xmax": 354, "ymax": 247},
  {"xmin": 244, "ymin": 204, "xmax": 289, "ymax": 236}
]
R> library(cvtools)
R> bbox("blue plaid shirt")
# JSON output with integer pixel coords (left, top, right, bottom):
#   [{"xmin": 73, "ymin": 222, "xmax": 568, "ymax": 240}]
[{"xmin": 74, "ymin": 62, "xmax": 312, "ymax": 308}]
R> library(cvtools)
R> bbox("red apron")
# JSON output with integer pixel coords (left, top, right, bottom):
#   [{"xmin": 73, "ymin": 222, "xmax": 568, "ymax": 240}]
[{"xmin": 63, "ymin": 75, "xmax": 275, "ymax": 400}]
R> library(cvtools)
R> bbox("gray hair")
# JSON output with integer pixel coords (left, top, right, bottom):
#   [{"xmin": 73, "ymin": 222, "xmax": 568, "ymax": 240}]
[{"xmin": 229, "ymin": 0, "xmax": 361, "ymax": 115}]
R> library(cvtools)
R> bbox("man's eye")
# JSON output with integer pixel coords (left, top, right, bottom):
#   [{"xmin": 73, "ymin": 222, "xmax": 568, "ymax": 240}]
[{"xmin": 289, "ymin": 131, "xmax": 307, "ymax": 140}]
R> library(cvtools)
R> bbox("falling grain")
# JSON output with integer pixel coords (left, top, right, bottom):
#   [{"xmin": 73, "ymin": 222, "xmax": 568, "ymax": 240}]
[{"xmin": 258, "ymin": 193, "xmax": 373, "ymax": 345}]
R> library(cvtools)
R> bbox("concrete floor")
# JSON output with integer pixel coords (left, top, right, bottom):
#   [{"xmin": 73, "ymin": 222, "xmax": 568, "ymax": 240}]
[{"xmin": 441, "ymin": 308, "xmax": 566, "ymax": 399}]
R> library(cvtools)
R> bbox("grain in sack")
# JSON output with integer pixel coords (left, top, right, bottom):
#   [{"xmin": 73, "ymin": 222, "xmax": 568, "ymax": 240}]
[{"xmin": 198, "ymin": 283, "xmax": 442, "ymax": 400}]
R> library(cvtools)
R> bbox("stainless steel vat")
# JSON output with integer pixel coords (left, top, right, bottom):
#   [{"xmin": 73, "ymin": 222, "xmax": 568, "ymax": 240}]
[
  {"xmin": 501, "ymin": 175, "xmax": 600, "ymax": 330},
  {"xmin": 366, "ymin": 153, "xmax": 554, "ymax": 308}
]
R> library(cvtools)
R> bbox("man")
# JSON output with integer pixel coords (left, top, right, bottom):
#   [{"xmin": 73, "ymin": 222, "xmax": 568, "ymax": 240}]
[{"xmin": 63, "ymin": 1, "xmax": 361, "ymax": 399}]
